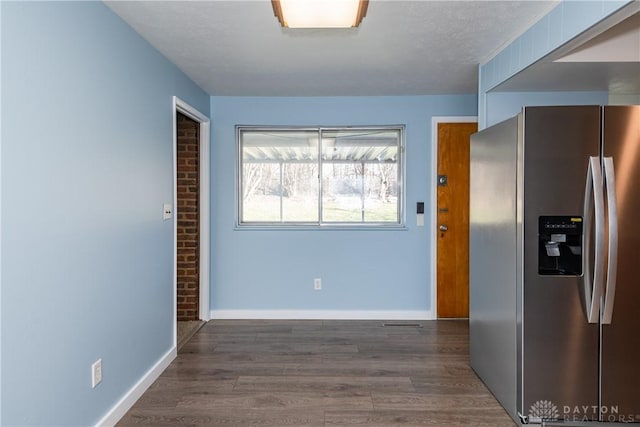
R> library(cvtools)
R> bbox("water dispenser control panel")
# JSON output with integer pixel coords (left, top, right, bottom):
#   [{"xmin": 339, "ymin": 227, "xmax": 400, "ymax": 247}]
[{"xmin": 538, "ymin": 216, "xmax": 583, "ymax": 276}]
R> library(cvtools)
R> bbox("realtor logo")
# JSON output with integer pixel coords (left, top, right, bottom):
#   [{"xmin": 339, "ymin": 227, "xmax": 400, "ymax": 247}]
[{"xmin": 529, "ymin": 400, "xmax": 560, "ymax": 421}]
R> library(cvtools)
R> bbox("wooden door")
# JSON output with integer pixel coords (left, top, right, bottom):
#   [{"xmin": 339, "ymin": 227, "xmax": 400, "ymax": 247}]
[{"xmin": 436, "ymin": 122, "xmax": 477, "ymax": 318}]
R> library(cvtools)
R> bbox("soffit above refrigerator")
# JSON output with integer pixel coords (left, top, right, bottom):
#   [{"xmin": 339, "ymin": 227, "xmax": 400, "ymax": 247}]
[{"xmin": 493, "ymin": 6, "xmax": 640, "ymax": 95}]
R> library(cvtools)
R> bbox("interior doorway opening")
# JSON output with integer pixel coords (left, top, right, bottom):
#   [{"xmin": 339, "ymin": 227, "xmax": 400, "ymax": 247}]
[
  {"xmin": 176, "ymin": 112, "xmax": 200, "ymax": 321},
  {"xmin": 173, "ymin": 97, "xmax": 211, "ymax": 350}
]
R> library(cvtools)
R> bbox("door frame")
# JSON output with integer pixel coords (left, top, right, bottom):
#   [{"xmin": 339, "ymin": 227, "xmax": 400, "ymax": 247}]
[
  {"xmin": 430, "ymin": 116, "xmax": 478, "ymax": 318},
  {"xmin": 173, "ymin": 96, "xmax": 211, "ymax": 347}
]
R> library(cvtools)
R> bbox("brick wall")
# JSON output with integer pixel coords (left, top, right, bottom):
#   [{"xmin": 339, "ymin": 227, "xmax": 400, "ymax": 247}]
[{"xmin": 176, "ymin": 112, "xmax": 199, "ymax": 321}]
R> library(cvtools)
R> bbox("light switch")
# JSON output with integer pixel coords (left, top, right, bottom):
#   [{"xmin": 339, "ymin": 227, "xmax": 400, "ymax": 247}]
[
  {"xmin": 417, "ymin": 213, "xmax": 424, "ymax": 227},
  {"xmin": 163, "ymin": 203, "xmax": 173, "ymax": 220}
]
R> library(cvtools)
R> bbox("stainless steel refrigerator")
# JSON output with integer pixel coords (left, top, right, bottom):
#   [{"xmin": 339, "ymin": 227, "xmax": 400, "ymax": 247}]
[{"xmin": 469, "ymin": 105, "xmax": 640, "ymax": 425}]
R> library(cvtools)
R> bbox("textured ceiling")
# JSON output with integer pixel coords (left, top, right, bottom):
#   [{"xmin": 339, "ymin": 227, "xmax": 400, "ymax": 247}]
[{"xmin": 105, "ymin": 0, "xmax": 559, "ymax": 96}]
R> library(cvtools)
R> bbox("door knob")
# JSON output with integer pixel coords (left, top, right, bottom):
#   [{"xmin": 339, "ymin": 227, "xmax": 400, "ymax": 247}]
[{"xmin": 439, "ymin": 224, "xmax": 448, "ymax": 231}]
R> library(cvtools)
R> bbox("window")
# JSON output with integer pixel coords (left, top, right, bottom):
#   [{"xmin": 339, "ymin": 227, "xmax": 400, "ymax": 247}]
[{"xmin": 238, "ymin": 126, "xmax": 403, "ymax": 227}]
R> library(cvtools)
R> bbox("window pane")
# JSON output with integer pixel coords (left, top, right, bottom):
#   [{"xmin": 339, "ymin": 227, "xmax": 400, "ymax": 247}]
[
  {"xmin": 241, "ymin": 130, "xmax": 318, "ymax": 223},
  {"xmin": 322, "ymin": 163, "xmax": 363, "ymax": 221},
  {"xmin": 241, "ymin": 163, "xmax": 281, "ymax": 222},
  {"xmin": 282, "ymin": 162, "xmax": 318, "ymax": 222},
  {"xmin": 363, "ymin": 163, "xmax": 398, "ymax": 221},
  {"xmin": 239, "ymin": 127, "xmax": 402, "ymax": 226},
  {"xmin": 321, "ymin": 129, "xmax": 399, "ymax": 223}
]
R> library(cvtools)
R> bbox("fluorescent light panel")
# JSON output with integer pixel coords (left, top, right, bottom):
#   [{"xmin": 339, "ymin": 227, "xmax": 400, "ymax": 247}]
[{"xmin": 272, "ymin": 0, "xmax": 368, "ymax": 29}]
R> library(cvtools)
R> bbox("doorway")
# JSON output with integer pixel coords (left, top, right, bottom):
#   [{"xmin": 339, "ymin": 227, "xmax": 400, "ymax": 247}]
[
  {"xmin": 173, "ymin": 97, "xmax": 210, "ymax": 350},
  {"xmin": 432, "ymin": 118, "xmax": 477, "ymax": 319},
  {"xmin": 176, "ymin": 111, "xmax": 200, "ymax": 322}
]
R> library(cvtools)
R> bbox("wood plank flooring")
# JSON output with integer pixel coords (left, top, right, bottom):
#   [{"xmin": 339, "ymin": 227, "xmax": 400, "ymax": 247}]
[
  {"xmin": 117, "ymin": 320, "xmax": 515, "ymax": 426},
  {"xmin": 177, "ymin": 320, "xmax": 206, "ymax": 351}
]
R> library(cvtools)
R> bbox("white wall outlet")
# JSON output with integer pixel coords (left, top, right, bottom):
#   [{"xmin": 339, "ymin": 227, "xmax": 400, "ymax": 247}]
[
  {"xmin": 314, "ymin": 278, "xmax": 322, "ymax": 290},
  {"xmin": 91, "ymin": 358, "xmax": 102, "ymax": 388},
  {"xmin": 163, "ymin": 203, "xmax": 173, "ymax": 220}
]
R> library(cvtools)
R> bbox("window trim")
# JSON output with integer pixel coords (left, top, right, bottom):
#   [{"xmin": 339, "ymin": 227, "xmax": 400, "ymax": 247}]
[{"xmin": 236, "ymin": 125, "xmax": 405, "ymax": 229}]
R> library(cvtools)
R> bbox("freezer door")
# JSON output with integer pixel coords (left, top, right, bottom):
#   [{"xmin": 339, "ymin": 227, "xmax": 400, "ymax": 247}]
[
  {"xmin": 470, "ymin": 116, "xmax": 519, "ymax": 422},
  {"xmin": 601, "ymin": 105, "xmax": 640, "ymax": 422},
  {"xmin": 520, "ymin": 106, "xmax": 600, "ymax": 421}
]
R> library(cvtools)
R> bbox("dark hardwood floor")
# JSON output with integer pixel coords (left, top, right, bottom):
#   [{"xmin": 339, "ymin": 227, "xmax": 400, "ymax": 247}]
[{"xmin": 117, "ymin": 320, "xmax": 515, "ymax": 426}]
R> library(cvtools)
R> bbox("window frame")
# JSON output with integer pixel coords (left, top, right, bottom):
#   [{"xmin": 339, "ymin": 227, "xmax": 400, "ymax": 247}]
[{"xmin": 236, "ymin": 125, "xmax": 405, "ymax": 229}]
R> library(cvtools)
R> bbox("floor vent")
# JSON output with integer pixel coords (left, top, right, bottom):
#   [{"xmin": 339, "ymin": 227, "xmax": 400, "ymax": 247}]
[{"xmin": 382, "ymin": 323, "xmax": 422, "ymax": 328}]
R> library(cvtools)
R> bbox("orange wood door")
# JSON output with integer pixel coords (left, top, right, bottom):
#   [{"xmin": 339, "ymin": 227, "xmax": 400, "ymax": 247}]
[{"xmin": 436, "ymin": 122, "xmax": 477, "ymax": 318}]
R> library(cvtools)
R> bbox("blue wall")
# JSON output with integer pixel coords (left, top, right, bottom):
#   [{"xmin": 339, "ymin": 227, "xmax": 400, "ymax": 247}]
[
  {"xmin": 1, "ymin": 2, "xmax": 208, "ymax": 425},
  {"xmin": 210, "ymin": 96, "xmax": 477, "ymax": 315}
]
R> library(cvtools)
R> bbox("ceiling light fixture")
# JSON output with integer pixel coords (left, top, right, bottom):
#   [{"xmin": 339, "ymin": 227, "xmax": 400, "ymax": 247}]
[{"xmin": 272, "ymin": 0, "xmax": 369, "ymax": 29}]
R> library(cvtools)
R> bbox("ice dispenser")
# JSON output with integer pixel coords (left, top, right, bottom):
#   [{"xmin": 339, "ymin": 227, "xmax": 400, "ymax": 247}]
[{"xmin": 538, "ymin": 216, "xmax": 583, "ymax": 275}]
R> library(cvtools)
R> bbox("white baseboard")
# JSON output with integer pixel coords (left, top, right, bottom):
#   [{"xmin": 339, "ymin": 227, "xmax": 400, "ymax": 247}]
[
  {"xmin": 210, "ymin": 310, "xmax": 435, "ymax": 320},
  {"xmin": 96, "ymin": 346, "xmax": 177, "ymax": 427}
]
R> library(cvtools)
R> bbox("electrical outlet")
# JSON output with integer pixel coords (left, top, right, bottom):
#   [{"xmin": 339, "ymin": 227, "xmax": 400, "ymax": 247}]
[
  {"xmin": 91, "ymin": 358, "xmax": 102, "ymax": 388},
  {"xmin": 163, "ymin": 203, "xmax": 173, "ymax": 220},
  {"xmin": 314, "ymin": 278, "xmax": 322, "ymax": 290}
]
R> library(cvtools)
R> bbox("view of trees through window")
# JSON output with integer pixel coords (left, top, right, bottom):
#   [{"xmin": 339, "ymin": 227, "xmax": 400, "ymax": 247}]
[{"xmin": 239, "ymin": 127, "xmax": 402, "ymax": 225}]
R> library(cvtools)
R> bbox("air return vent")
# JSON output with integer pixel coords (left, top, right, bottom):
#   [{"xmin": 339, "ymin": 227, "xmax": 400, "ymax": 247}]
[{"xmin": 382, "ymin": 323, "xmax": 422, "ymax": 328}]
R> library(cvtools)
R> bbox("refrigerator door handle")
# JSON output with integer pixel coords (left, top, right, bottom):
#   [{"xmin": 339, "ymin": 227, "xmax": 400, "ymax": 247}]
[
  {"xmin": 602, "ymin": 156, "xmax": 618, "ymax": 325},
  {"xmin": 583, "ymin": 156, "xmax": 605, "ymax": 324}
]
